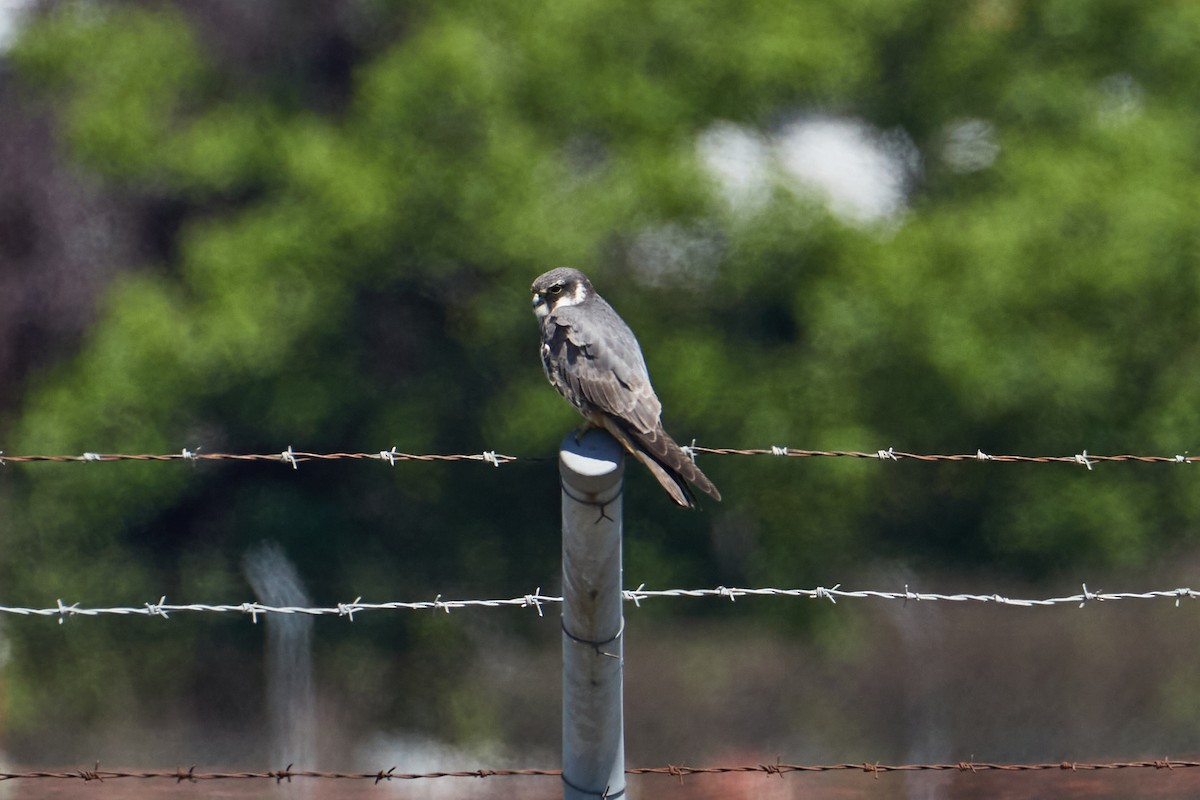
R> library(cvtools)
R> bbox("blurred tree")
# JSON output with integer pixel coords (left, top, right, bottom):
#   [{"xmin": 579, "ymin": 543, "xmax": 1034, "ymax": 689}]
[{"xmin": 2, "ymin": 0, "xmax": 1200, "ymax": 747}]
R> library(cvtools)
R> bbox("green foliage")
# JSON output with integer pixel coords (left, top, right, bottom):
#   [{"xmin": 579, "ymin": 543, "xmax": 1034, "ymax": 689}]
[
  {"xmin": 5, "ymin": 0, "xmax": 1200, "ymax": 741},
  {"xmin": 12, "ymin": 5, "xmax": 207, "ymax": 180}
]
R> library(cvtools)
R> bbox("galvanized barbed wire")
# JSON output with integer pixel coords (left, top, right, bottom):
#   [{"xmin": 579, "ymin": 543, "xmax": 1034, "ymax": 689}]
[
  {"xmin": 11, "ymin": 583, "xmax": 1200, "ymax": 624},
  {"xmin": 0, "ymin": 445, "xmax": 1194, "ymax": 468},
  {"xmin": 3, "ymin": 759, "xmax": 1199, "ymax": 783}
]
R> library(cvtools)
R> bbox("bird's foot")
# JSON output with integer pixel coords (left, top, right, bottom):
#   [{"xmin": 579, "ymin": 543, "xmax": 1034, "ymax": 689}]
[{"xmin": 573, "ymin": 421, "xmax": 600, "ymax": 443}]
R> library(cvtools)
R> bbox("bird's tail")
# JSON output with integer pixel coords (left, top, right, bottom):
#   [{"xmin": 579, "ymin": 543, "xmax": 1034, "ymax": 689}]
[{"xmin": 601, "ymin": 418, "xmax": 722, "ymax": 508}]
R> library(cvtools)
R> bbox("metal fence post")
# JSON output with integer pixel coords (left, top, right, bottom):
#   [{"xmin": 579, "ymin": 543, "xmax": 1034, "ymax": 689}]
[{"xmin": 559, "ymin": 429, "xmax": 627, "ymax": 800}]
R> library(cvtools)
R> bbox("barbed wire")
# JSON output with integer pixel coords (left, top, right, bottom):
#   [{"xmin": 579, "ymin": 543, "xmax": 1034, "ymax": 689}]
[
  {"xmin": 11, "ymin": 583, "xmax": 1200, "ymax": 624},
  {"xmin": 692, "ymin": 445, "xmax": 1195, "ymax": 469},
  {"xmin": 0, "ymin": 446, "xmax": 527, "ymax": 468},
  {"xmin": 5, "ymin": 758, "xmax": 1199, "ymax": 783},
  {"xmin": 0, "ymin": 444, "xmax": 1193, "ymax": 469}
]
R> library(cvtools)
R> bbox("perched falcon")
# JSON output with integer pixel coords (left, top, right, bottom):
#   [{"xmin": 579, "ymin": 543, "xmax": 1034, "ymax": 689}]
[{"xmin": 531, "ymin": 267, "xmax": 721, "ymax": 508}]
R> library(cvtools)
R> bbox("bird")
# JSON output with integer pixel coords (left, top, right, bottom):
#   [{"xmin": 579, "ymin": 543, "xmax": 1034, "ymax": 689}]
[{"xmin": 531, "ymin": 267, "xmax": 721, "ymax": 508}]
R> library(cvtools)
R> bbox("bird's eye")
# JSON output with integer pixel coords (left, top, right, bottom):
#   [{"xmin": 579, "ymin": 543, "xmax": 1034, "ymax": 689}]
[{"xmin": 549, "ymin": 285, "xmax": 564, "ymax": 295}]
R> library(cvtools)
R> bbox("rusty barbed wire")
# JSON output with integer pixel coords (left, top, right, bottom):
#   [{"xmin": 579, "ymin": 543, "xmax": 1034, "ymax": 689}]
[
  {"xmin": 4, "ymin": 759, "xmax": 1199, "ymax": 783},
  {"xmin": 688, "ymin": 445, "xmax": 1196, "ymax": 469},
  {"xmin": 0, "ymin": 446, "xmax": 528, "ymax": 467},
  {"xmin": 0, "ymin": 444, "xmax": 1193, "ymax": 468},
  {"xmin": 10, "ymin": 583, "xmax": 1200, "ymax": 624}
]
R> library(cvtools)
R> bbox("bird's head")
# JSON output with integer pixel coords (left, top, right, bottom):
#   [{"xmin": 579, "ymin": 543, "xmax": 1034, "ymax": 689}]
[{"xmin": 531, "ymin": 268, "xmax": 593, "ymax": 318}]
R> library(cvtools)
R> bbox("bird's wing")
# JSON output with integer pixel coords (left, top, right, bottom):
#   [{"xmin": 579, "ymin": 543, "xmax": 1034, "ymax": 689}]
[{"xmin": 555, "ymin": 301, "xmax": 662, "ymax": 434}]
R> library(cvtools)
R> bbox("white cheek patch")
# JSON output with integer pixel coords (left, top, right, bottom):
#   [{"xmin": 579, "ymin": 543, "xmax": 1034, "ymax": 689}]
[{"xmin": 567, "ymin": 283, "xmax": 588, "ymax": 305}]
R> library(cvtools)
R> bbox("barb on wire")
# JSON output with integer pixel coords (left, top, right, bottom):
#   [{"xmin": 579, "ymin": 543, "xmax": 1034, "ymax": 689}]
[
  {"xmin": 3, "ymin": 759, "xmax": 1199, "ymax": 782},
  {"xmin": 9, "ymin": 584, "xmax": 1200, "ymax": 623},
  {"xmin": 0, "ymin": 446, "xmax": 1195, "ymax": 466}
]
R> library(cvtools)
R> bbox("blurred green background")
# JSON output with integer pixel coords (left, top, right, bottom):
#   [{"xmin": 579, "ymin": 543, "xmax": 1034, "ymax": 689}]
[{"xmin": 2, "ymin": 0, "xmax": 1200, "ymax": 779}]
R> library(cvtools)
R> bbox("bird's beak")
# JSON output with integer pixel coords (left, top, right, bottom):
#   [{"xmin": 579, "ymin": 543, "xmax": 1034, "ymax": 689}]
[{"xmin": 532, "ymin": 292, "xmax": 548, "ymax": 317}]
